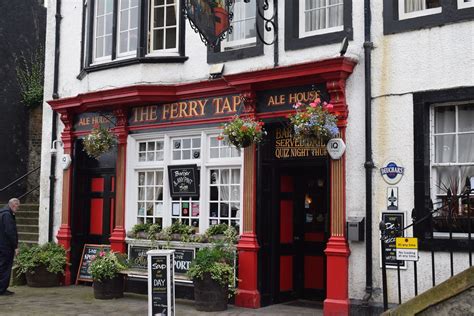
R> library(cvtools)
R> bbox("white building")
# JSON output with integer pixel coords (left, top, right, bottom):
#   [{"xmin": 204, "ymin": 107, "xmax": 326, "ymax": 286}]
[{"xmin": 39, "ymin": 0, "xmax": 473, "ymax": 314}]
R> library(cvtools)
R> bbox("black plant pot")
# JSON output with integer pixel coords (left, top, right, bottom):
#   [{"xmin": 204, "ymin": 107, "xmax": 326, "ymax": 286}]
[
  {"xmin": 25, "ymin": 265, "xmax": 62, "ymax": 287},
  {"xmin": 193, "ymin": 274, "xmax": 228, "ymax": 312},
  {"xmin": 228, "ymin": 135, "xmax": 252, "ymax": 148},
  {"xmin": 93, "ymin": 274, "xmax": 125, "ymax": 300}
]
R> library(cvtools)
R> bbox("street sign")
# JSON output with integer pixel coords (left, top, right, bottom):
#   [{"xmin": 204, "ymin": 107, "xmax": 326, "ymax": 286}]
[{"xmin": 396, "ymin": 237, "xmax": 418, "ymax": 261}]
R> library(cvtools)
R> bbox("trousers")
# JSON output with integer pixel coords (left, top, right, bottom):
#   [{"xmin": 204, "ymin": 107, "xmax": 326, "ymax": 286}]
[{"xmin": 0, "ymin": 247, "xmax": 14, "ymax": 293}]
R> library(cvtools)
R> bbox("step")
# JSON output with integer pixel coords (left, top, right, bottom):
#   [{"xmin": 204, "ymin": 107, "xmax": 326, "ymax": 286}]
[
  {"xmin": 15, "ymin": 218, "xmax": 38, "ymax": 226},
  {"xmin": 18, "ymin": 232, "xmax": 39, "ymax": 242},
  {"xmin": 19, "ymin": 240, "xmax": 38, "ymax": 246},
  {"xmin": 19, "ymin": 204, "xmax": 39, "ymax": 213},
  {"xmin": 17, "ymin": 225, "xmax": 39, "ymax": 234},
  {"xmin": 15, "ymin": 211, "xmax": 39, "ymax": 219}
]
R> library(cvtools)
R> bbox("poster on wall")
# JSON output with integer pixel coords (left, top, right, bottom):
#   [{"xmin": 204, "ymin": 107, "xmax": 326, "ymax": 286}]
[
  {"xmin": 168, "ymin": 165, "xmax": 200, "ymax": 198},
  {"xmin": 380, "ymin": 211, "xmax": 407, "ymax": 269}
]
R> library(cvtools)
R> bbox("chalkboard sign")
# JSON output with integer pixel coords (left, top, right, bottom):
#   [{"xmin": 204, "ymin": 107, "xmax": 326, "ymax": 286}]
[
  {"xmin": 173, "ymin": 248, "xmax": 195, "ymax": 277},
  {"xmin": 168, "ymin": 165, "xmax": 199, "ymax": 198},
  {"xmin": 381, "ymin": 211, "xmax": 406, "ymax": 269},
  {"xmin": 129, "ymin": 246, "xmax": 154, "ymax": 270},
  {"xmin": 148, "ymin": 250, "xmax": 175, "ymax": 316},
  {"xmin": 76, "ymin": 244, "xmax": 111, "ymax": 283}
]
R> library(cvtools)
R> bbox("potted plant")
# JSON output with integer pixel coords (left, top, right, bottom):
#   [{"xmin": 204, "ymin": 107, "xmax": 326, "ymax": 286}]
[
  {"xmin": 15, "ymin": 242, "xmax": 67, "ymax": 287},
  {"xmin": 187, "ymin": 244, "xmax": 235, "ymax": 311},
  {"xmin": 288, "ymin": 97, "xmax": 339, "ymax": 144},
  {"xmin": 90, "ymin": 251, "xmax": 128, "ymax": 300},
  {"xmin": 219, "ymin": 115, "xmax": 266, "ymax": 149},
  {"xmin": 162, "ymin": 221, "xmax": 196, "ymax": 242},
  {"xmin": 127, "ymin": 222, "xmax": 152, "ymax": 239},
  {"xmin": 205, "ymin": 224, "xmax": 238, "ymax": 244},
  {"xmin": 147, "ymin": 223, "xmax": 162, "ymax": 240},
  {"xmin": 82, "ymin": 124, "xmax": 117, "ymax": 159}
]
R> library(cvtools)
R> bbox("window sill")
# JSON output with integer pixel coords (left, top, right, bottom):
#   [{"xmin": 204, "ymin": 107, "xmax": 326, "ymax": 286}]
[{"xmin": 77, "ymin": 56, "xmax": 189, "ymax": 79}]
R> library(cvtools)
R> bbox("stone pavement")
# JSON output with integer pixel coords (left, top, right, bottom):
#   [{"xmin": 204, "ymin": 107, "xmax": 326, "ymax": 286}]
[{"xmin": 0, "ymin": 285, "xmax": 323, "ymax": 316}]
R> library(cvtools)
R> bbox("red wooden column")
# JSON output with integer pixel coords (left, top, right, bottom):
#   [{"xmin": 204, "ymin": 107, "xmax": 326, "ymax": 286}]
[
  {"xmin": 324, "ymin": 79, "xmax": 351, "ymax": 315},
  {"xmin": 56, "ymin": 111, "xmax": 74, "ymax": 285},
  {"xmin": 236, "ymin": 91, "xmax": 261, "ymax": 308},
  {"xmin": 109, "ymin": 108, "xmax": 128, "ymax": 253}
]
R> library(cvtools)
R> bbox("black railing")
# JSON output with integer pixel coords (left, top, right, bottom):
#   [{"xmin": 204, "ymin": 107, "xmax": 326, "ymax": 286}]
[
  {"xmin": 379, "ymin": 178, "xmax": 473, "ymax": 311},
  {"xmin": 0, "ymin": 166, "xmax": 40, "ymax": 201}
]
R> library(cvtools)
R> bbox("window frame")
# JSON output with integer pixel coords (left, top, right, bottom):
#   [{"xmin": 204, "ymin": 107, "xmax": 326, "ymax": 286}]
[
  {"xmin": 220, "ymin": 0, "xmax": 257, "ymax": 51},
  {"xmin": 298, "ymin": 0, "xmax": 344, "ymax": 38},
  {"xmin": 147, "ymin": 0, "xmax": 180, "ymax": 56},
  {"xmin": 92, "ymin": 0, "xmax": 115, "ymax": 64},
  {"xmin": 458, "ymin": 0, "xmax": 474, "ymax": 9},
  {"xmin": 126, "ymin": 129, "xmax": 243, "ymax": 235},
  {"xmin": 284, "ymin": 0, "xmax": 353, "ymax": 51},
  {"xmin": 116, "ymin": 0, "xmax": 140, "ymax": 58},
  {"xmin": 398, "ymin": 0, "xmax": 442, "ymax": 21}
]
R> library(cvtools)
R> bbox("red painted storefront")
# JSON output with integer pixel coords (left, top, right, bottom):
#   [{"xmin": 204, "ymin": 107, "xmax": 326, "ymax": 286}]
[{"xmin": 49, "ymin": 57, "xmax": 356, "ymax": 315}]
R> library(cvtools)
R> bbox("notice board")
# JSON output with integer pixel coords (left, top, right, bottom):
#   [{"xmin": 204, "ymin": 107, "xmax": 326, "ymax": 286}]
[
  {"xmin": 76, "ymin": 244, "xmax": 111, "ymax": 283},
  {"xmin": 168, "ymin": 164, "xmax": 199, "ymax": 198},
  {"xmin": 380, "ymin": 211, "xmax": 407, "ymax": 269}
]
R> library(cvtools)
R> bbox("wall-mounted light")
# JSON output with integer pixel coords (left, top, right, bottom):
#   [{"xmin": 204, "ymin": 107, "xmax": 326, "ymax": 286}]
[
  {"xmin": 209, "ymin": 63, "xmax": 225, "ymax": 79},
  {"xmin": 50, "ymin": 140, "xmax": 63, "ymax": 155}
]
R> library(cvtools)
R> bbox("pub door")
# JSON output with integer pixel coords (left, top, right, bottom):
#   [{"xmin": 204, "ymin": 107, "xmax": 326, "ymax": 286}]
[
  {"xmin": 277, "ymin": 166, "xmax": 328, "ymax": 302},
  {"xmin": 70, "ymin": 141, "xmax": 116, "ymax": 283}
]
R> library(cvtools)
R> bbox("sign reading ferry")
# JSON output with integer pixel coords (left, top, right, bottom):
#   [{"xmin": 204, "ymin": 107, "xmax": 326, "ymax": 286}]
[{"xmin": 380, "ymin": 160, "xmax": 405, "ymax": 185}]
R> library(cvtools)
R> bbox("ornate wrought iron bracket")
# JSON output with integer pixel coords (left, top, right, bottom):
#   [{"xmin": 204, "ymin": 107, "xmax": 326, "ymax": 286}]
[{"xmin": 254, "ymin": 0, "xmax": 277, "ymax": 46}]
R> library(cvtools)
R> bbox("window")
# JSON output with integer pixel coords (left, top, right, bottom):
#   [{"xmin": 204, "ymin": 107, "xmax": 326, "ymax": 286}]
[
  {"xmin": 458, "ymin": 0, "xmax": 474, "ymax": 9},
  {"xmin": 130, "ymin": 132, "xmax": 243, "ymax": 234},
  {"xmin": 399, "ymin": 0, "xmax": 441, "ymax": 20},
  {"xmin": 137, "ymin": 170, "xmax": 164, "ymax": 225},
  {"xmin": 222, "ymin": 0, "xmax": 256, "ymax": 49},
  {"xmin": 93, "ymin": 0, "xmax": 114, "ymax": 62},
  {"xmin": 209, "ymin": 168, "xmax": 241, "ymax": 230},
  {"xmin": 118, "ymin": 0, "xmax": 139, "ymax": 57},
  {"xmin": 431, "ymin": 104, "xmax": 474, "ymax": 233},
  {"xmin": 299, "ymin": 0, "xmax": 344, "ymax": 37},
  {"xmin": 149, "ymin": 0, "xmax": 179, "ymax": 54}
]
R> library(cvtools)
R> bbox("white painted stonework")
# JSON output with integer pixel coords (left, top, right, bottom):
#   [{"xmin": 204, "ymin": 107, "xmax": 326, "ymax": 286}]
[{"xmin": 39, "ymin": 0, "xmax": 474, "ymax": 306}]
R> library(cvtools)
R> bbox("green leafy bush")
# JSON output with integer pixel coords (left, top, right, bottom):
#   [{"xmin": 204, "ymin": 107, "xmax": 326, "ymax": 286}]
[
  {"xmin": 15, "ymin": 243, "xmax": 67, "ymax": 275},
  {"xmin": 15, "ymin": 48, "xmax": 44, "ymax": 107},
  {"xmin": 90, "ymin": 251, "xmax": 128, "ymax": 282},
  {"xmin": 187, "ymin": 244, "xmax": 235, "ymax": 291},
  {"xmin": 131, "ymin": 223, "xmax": 151, "ymax": 235},
  {"xmin": 147, "ymin": 223, "xmax": 162, "ymax": 239}
]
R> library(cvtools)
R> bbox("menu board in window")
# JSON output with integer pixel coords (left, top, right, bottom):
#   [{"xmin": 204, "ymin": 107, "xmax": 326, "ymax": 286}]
[{"xmin": 168, "ymin": 164, "xmax": 200, "ymax": 198}]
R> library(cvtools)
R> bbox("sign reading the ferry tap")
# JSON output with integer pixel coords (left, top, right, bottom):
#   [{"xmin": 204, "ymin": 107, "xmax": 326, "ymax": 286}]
[{"xmin": 380, "ymin": 160, "xmax": 405, "ymax": 185}]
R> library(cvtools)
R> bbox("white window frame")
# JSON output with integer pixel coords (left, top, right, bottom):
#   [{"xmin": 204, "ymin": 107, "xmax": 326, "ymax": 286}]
[
  {"xmin": 298, "ymin": 0, "xmax": 344, "ymax": 38},
  {"xmin": 148, "ymin": 0, "xmax": 180, "ymax": 56},
  {"xmin": 126, "ymin": 129, "xmax": 243, "ymax": 235},
  {"xmin": 221, "ymin": 0, "xmax": 257, "ymax": 50},
  {"xmin": 430, "ymin": 102, "xmax": 474, "ymax": 238},
  {"xmin": 92, "ymin": 0, "xmax": 114, "ymax": 64},
  {"xmin": 458, "ymin": 0, "xmax": 474, "ymax": 9},
  {"xmin": 136, "ymin": 169, "xmax": 165, "ymax": 225},
  {"xmin": 116, "ymin": 0, "xmax": 139, "ymax": 58},
  {"xmin": 398, "ymin": 0, "xmax": 442, "ymax": 21}
]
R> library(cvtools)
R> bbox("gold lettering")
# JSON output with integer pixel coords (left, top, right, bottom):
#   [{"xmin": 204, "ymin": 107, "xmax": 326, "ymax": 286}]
[
  {"xmin": 232, "ymin": 95, "xmax": 241, "ymax": 113},
  {"xmin": 221, "ymin": 98, "xmax": 232, "ymax": 114},
  {"xmin": 179, "ymin": 102, "xmax": 189, "ymax": 118},
  {"xmin": 189, "ymin": 101, "xmax": 199, "ymax": 117},
  {"xmin": 170, "ymin": 103, "xmax": 179, "ymax": 119},
  {"xmin": 213, "ymin": 98, "xmax": 223, "ymax": 114},
  {"xmin": 197, "ymin": 99, "xmax": 207, "ymax": 116},
  {"xmin": 268, "ymin": 96, "xmax": 276, "ymax": 107},
  {"xmin": 150, "ymin": 106, "xmax": 158, "ymax": 120}
]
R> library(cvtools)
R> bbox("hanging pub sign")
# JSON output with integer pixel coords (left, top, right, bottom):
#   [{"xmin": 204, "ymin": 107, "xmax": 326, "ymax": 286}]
[
  {"xmin": 380, "ymin": 211, "xmax": 407, "ymax": 269},
  {"xmin": 168, "ymin": 164, "xmax": 200, "ymax": 198},
  {"xmin": 380, "ymin": 159, "xmax": 405, "ymax": 185},
  {"xmin": 184, "ymin": 0, "xmax": 234, "ymax": 47}
]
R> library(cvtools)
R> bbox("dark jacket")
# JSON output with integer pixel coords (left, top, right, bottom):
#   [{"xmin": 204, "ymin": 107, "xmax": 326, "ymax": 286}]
[{"xmin": 0, "ymin": 206, "xmax": 18, "ymax": 250}]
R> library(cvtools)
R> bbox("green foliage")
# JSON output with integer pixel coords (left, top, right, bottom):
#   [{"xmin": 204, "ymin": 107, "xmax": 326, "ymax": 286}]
[
  {"xmin": 220, "ymin": 116, "xmax": 266, "ymax": 148},
  {"xmin": 205, "ymin": 224, "xmax": 238, "ymax": 244},
  {"xmin": 82, "ymin": 125, "xmax": 117, "ymax": 158},
  {"xmin": 90, "ymin": 251, "xmax": 128, "ymax": 282},
  {"xmin": 131, "ymin": 223, "xmax": 152, "ymax": 235},
  {"xmin": 15, "ymin": 47, "xmax": 44, "ymax": 107},
  {"xmin": 205, "ymin": 223, "xmax": 228, "ymax": 236},
  {"xmin": 15, "ymin": 243, "xmax": 67, "ymax": 275},
  {"xmin": 147, "ymin": 223, "xmax": 162, "ymax": 240},
  {"xmin": 187, "ymin": 244, "xmax": 235, "ymax": 292}
]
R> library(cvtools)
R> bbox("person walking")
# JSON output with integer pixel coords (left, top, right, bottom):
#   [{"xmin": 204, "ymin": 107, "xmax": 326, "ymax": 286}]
[{"xmin": 0, "ymin": 198, "xmax": 20, "ymax": 295}]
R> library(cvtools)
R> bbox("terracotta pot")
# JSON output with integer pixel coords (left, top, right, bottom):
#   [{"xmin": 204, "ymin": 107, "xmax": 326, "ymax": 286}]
[
  {"xmin": 193, "ymin": 273, "xmax": 228, "ymax": 311},
  {"xmin": 93, "ymin": 274, "xmax": 125, "ymax": 300},
  {"xmin": 25, "ymin": 265, "xmax": 62, "ymax": 287}
]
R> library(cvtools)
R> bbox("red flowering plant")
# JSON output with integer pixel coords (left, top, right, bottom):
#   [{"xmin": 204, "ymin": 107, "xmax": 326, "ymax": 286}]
[
  {"xmin": 219, "ymin": 115, "xmax": 266, "ymax": 149},
  {"xmin": 288, "ymin": 97, "xmax": 339, "ymax": 144}
]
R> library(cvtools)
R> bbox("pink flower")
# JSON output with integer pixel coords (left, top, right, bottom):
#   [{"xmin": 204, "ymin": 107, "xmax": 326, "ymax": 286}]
[
  {"xmin": 310, "ymin": 101, "xmax": 318, "ymax": 108},
  {"xmin": 314, "ymin": 98, "xmax": 321, "ymax": 104},
  {"xmin": 99, "ymin": 251, "xmax": 105, "ymax": 257},
  {"xmin": 326, "ymin": 103, "xmax": 334, "ymax": 110},
  {"xmin": 293, "ymin": 102, "xmax": 302, "ymax": 109}
]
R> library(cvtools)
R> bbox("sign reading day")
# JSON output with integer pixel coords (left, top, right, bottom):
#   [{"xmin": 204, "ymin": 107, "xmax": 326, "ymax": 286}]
[
  {"xmin": 76, "ymin": 244, "xmax": 111, "ymax": 283},
  {"xmin": 148, "ymin": 250, "xmax": 175, "ymax": 316}
]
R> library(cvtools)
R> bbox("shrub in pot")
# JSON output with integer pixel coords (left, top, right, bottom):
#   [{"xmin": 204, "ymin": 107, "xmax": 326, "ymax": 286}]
[
  {"xmin": 205, "ymin": 224, "xmax": 238, "ymax": 244},
  {"xmin": 90, "ymin": 251, "xmax": 128, "ymax": 299},
  {"xmin": 15, "ymin": 243, "xmax": 67, "ymax": 287},
  {"xmin": 187, "ymin": 244, "xmax": 235, "ymax": 311},
  {"xmin": 128, "ymin": 223, "xmax": 152, "ymax": 239},
  {"xmin": 162, "ymin": 221, "xmax": 196, "ymax": 242}
]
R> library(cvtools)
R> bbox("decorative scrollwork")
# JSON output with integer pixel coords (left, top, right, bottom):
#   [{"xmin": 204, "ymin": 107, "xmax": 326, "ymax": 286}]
[{"xmin": 256, "ymin": 0, "xmax": 277, "ymax": 46}]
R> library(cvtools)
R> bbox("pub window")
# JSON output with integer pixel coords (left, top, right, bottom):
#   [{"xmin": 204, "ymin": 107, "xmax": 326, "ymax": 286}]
[
  {"xmin": 171, "ymin": 197, "xmax": 200, "ymax": 230},
  {"xmin": 299, "ymin": 0, "xmax": 344, "ymax": 38},
  {"xmin": 117, "ymin": 0, "xmax": 139, "ymax": 57},
  {"xmin": 221, "ymin": 0, "xmax": 256, "ymax": 50},
  {"xmin": 93, "ymin": 0, "xmax": 114, "ymax": 62},
  {"xmin": 148, "ymin": 0, "xmax": 179, "ymax": 54},
  {"xmin": 431, "ymin": 103, "xmax": 474, "ymax": 234},
  {"xmin": 209, "ymin": 168, "xmax": 241, "ymax": 230},
  {"xmin": 172, "ymin": 137, "xmax": 201, "ymax": 160},
  {"xmin": 458, "ymin": 0, "xmax": 474, "ymax": 9},
  {"xmin": 137, "ymin": 170, "xmax": 164, "ymax": 226},
  {"xmin": 138, "ymin": 140, "xmax": 164, "ymax": 162},
  {"xmin": 398, "ymin": 0, "xmax": 441, "ymax": 20},
  {"xmin": 209, "ymin": 136, "xmax": 241, "ymax": 159}
]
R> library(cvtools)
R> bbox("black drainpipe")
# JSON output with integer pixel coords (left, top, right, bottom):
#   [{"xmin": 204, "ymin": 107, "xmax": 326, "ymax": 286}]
[
  {"xmin": 49, "ymin": 0, "xmax": 62, "ymax": 242},
  {"xmin": 363, "ymin": 0, "xmax": 374, "ymax": 304}
]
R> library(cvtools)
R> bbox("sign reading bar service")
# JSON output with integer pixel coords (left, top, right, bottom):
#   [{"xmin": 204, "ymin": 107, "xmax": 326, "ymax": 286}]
[
  {"xmin": 168, "ymin": 165, "xmax": 200, "ymax": 198},
  {"xmin": 272, "ymin": 127, "xmax": 327, "ymax": 159}
]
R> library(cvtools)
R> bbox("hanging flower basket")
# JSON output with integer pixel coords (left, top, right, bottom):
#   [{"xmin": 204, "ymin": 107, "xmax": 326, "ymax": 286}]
[
  {"xmin": 219, "ymin": 116, "xmax": 266, "ymax": 149},
  {"xmin": 82, "ymin": 124, "xmax": 117, "ymax": 159},
  {"xmin": 288, "ymin": 97, "xmax": 339, "ymax": 144}
]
